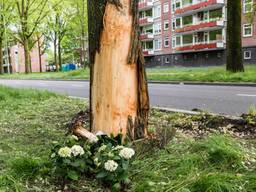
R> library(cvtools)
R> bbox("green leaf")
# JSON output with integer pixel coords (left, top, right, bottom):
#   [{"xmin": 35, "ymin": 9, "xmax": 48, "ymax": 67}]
[
  {"xmin": 96, "ymin": 171, "xmax": 108, "ymax": 179},
  {"xmin": 67, "ymin": 170, "xmax": 79, "ymax": 180}
]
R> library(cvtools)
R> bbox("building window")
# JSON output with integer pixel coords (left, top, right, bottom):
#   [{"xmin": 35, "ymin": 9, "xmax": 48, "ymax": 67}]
[
  {"xmin": 172, "ymin": 37, "xmax": 176, "ymax": 48},
  {"xmin": 153, "ymin": 4, "xmax": 161, "ymax": 18},
  {"xmin": 164, "ymin": 20, "xmax": 169, "ymax": 30},
  {"xmin": 244, "ymin": 51, "xmax": 252, "ymax": 59},
  {"xmin": 154, "ymin": 39, "xmax": 162, "ymax": 50},
  {"xmin": 165, "ymin": 57, "xmax": 170, "ymax": 63},
  {"xmin": 163, "ymin": 2, "xmax": 169, "ymax": 13},
  {"xmin": 217, "ymin": 52, "xmax": 222, "ymax": 58},
  {"xmin": 243, "ymin": 0, "xmax": 253, "ymax": 13},
  {"xmin": 164, "ymin": 37, "xmax": 169, "ymax": 47},
  {"xmin": 154, "ymin": 22, "xmax": 162, "ymax": 34},
  {"xmin": 243, "ymin": 24, "xmax": 253, "ymax": 37}
]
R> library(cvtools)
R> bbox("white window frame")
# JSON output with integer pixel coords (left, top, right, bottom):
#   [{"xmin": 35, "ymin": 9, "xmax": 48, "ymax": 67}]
[
  {"xmin": 154, "ymin": 22, "xmax": 162, "ymax": 34},
  {"xmin": 163, "ymin": 2, "xmax": 169, "ymax": 13},
  {"xmin": 244, "ymin": 50, "xmax": 252, "ymax": 59},
  {"xmin": 243, "ymin": 23, "xmax": 253, "ymax": 37},
  {"xmin": 154, "ymin": 39, "xmax": 162, "ymax": 51},
  {"xmin": 164, "ymin": 37, "xmax": 170, "ymax": 47},
  {"xmin": 153, "ymin": 4, "xmax": 161, "ymax": 18},
  {"xmin": 165, "ymin": 57, "xmax": 170, "ymax": 63},
  {"xmin": 243, "ymin": 0, "xmax": 253, "ymax": 13},
  {"xmin": 164, "ymin": 20, "xmax": 169, "ymax": 30}
]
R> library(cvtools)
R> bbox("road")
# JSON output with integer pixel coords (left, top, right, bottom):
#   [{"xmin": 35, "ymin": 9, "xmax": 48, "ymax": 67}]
[{"xmin": 0, "ymin": 79, "xmax": 255, "ymax": 116}]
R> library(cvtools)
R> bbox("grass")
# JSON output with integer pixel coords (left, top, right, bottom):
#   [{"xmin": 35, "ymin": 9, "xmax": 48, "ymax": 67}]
[
  {"xmin": 1, "ymin": 65, "xmax": 256, "ymax": 83},
  {"xmin": 0, "ymin": 86, "xmax": 255, "ymax": 191}
]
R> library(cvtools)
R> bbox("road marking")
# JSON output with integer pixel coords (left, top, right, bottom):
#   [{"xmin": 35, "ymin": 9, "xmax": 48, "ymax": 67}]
[{"xmin": 237, "ymin": 94, "xmax": 256, "ymax": 97}]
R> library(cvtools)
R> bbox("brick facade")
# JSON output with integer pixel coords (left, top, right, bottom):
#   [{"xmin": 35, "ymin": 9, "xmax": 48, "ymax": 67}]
[
  {"xmin": 2, "ymin": 42, "xmax": 47, "ymax": 73},
  {"xmin": 139, "ymin": 0, "xmax": 256, "ymax": 66}
]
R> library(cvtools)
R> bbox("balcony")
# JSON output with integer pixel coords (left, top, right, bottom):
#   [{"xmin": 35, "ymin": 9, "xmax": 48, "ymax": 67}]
[
  {"xmin": 138, "ymin": 0, "xmax": 153, "ymax": 11},
  {"xmin": 143, "ymin": 49, "xmax": 154, "ymax": 56},
  {"xmin": 175, "ymin": 20, "xmax": 225, "ymax": 34},
  {"xmin": 139, "ymin": 17, "xmax": 153, "ymax": 26},
  {"xmin": 175, "ymin": 41, "xmax": 224, "ymax": 52},
  {"xmin": 175, "ymin": 0, "xmax": 225, "ymax": 17},
  {"xmin": 140, "ymin": 33, "xmax": 154, "ymax": 41}
]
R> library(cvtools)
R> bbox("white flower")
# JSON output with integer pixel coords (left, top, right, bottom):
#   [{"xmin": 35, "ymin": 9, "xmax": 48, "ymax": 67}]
[
  {"xmin": 88, "ymin": 135, "xmax": 99, "ymax": 143},
  {"xmin": 104, "ymin": 160, "xmax": 118, "ymax": 172},
  {"xmin": 71, "ymin": 145, "xmax": 85, "ymax": 157},
  {"xmin": 119, "ymin": 148, "xmax": 135, "ymax": 160},
  {"xmin": 98, "ymin": 145, "xmax": 107, "ymax": 152},
  {"xmin": 71, "ymin": 135, "xmax": 79, "ymax": 141},
  {"xmin": 58, "ymin": 147, "xmax": 72, "ymax": 158}
]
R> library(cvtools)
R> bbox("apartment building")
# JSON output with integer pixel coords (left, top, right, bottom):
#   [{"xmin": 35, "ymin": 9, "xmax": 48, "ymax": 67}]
[
  {"xmin": 139, "ymin": 0, "xmax": 256, "ymax": 66},
  {"xmin": 2, "ymin": 43, "xmax": 47, "ymax": 73}
]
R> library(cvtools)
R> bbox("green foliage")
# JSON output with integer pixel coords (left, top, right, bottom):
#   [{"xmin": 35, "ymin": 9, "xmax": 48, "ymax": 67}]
[
  {"xmin": 2, "ymin": 65, "xmax": 256, "ymax": 83},
  {"xmin": 51, "ymin": 134, "xmax": 135, "ymax": 190}
]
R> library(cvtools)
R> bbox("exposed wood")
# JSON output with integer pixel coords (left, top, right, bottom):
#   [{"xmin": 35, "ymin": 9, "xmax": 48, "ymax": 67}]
[{"xmin": 88, "ymin": 0, "xmax": 149, "ymax": 141}]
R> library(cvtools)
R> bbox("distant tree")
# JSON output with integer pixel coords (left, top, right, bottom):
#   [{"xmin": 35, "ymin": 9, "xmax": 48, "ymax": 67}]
[
  {"xmin": 226, "ymin": 0, "xmax": 244, "ymax": 72},
  {"xmin": 88, "ymin": 0, "xmax": 149, "ymax": 139},
  {"xmin": 45, "ymin": 0, "xmax": 75, "ymax": 71},
  {"xmin": 71, "ymin": 0, "xmax": 88, "ymax": 67},
  {"xmin": 14, "ymin": 0, "xmax": 49, "ymax": 73},
  {"xmin": 0, "ymin": 0, "xmax": 13, "ymax": 74}
]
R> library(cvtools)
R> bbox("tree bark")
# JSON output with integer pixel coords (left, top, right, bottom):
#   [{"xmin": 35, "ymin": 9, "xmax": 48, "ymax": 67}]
[
  {"xmin": 0, "ymin": 39, "xmax": 3, "ymax": 74},
  {"xmin": 24, "ymin": 38, "xmax": 31, "ymax": 74},
  {"xmin": 88, "ymin": 0, "xmax": 149, "ymax": 141},
  {"xmin": 37, "ymin": 38, "xmax": 42, "ymax": 73},
  {"xmin": 226, "ymin": 0, "xmax": 244, "ymax": 72},
  {"xmin": 54, "ymin": 36, "xmax": 59, "ymax": 72},
  {"xmin": 58, "ymin": 38, "xmax": 62, "ymax": 71}
]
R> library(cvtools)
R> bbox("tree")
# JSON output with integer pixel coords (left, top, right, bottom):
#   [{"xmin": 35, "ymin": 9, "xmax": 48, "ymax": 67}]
[
  {"xmin": 71, "ymin": 0, "xmax": 88, "ymax": 67},
  {"xmin": 0, "ymin": 0, "xmax": 13, "ymax": 74},
  {"xmin": 226, "ymin": 0, "xmax": 244, "ymax": 72},
  {"xmin": 45, "ymin": 0, "xmax": 75, "ymax": 71},
  {"xmin": 88, "ymin": 0, "xmax": 149, "ymax": 140},
  {"xmin": 14, "ymin": 0, "xmax": 49, "ymax": 73}
]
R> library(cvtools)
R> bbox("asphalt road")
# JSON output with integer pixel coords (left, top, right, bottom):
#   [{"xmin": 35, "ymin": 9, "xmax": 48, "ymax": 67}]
[{"xmin": 0, "ymin": 79, "xmax": 255, "ymax": 116}]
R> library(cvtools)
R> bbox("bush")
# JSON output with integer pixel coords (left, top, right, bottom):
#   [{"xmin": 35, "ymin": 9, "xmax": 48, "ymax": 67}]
[{"xmin": 51, "ymin": 134, "xmax": 135, "ymax": 190}]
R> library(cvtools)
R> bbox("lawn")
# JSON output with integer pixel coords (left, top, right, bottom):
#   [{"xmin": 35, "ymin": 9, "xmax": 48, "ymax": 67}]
[
  {"xmin": 0, "ymin": 86, "xmax": 255, "ymax": 192},
  {"xmin": 1, "ymin": 65, "xmax": 256, "ymax": 83}
]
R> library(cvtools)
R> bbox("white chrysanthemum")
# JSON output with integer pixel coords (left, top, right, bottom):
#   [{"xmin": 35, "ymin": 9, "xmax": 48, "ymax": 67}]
[
  {"xmin": 71, "ymin": 135, "xmax": 79, "ymax": 141},
  {"xmin": 71, "ymin": 145, "xmax": 85, "ymax": 157},
  {"xmin": 104, "ymin": 160, "xmax": 118, "ymax": 172},
  {"xmin": 119, "ymin": 148, "xmax": 135, "ymax": 160},
  {"xmin": 58, "ymin": 147, "xmax": 72, "ymax": 158},
  {"xmin": 98, "ymin": 145, "xmax": 107, "ymax": 152}
]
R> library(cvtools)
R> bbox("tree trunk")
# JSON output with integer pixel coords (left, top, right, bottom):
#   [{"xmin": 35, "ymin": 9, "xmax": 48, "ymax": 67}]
[
  {"xmin": 226, "ymin": 0, "xmax": 244, "ymax": 72},
  {"xmin": 0, "ymin": 39, "xmax": 3, "ymax": 74},
  {"xmin": 37, "ymin": 37, "xmax": 42, "ymax": 73},
  {"xmin": 54, "ymin": 37, "xmax": 59, "ymax": 72},
  {"xmin": 58, "ymin": 39, "xmax": 62, "ymax": 71},
  {"xmin": 24, "ymin": 38, "xmax": 31, "ymax": 74},
  {"xmin": 88, "ymin": 0, "xmax": 149, "ymax": 141}
]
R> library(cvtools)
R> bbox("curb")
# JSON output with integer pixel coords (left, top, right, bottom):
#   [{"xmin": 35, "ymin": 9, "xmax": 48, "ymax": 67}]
[{"xmin": 2, "ymin": 78, "xmax": 256, "ymax": 87}]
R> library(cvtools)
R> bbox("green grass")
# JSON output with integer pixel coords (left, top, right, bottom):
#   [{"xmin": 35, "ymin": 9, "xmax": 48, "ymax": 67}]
[
  {"xmin": 0, "ymin": 86, "xmax": 255, "ymax": 191},
  {"xmin": 1, "ymin": 65, "xmax": 256, "ymax": 83},
  {"xmin": 146, "ymin": 65, "xmax": 256, "ymax": 83}
]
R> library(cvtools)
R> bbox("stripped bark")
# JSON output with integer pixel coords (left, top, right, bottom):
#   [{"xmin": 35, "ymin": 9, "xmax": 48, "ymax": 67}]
[{"xmin": 88, "ymin": 0, "xmax": 149, "ymax": 141}]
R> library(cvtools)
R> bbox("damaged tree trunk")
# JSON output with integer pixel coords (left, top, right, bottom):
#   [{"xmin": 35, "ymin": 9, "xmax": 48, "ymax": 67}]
[{"xmin": 88, "ymin": 0, "xmax": 149, "ymax": 141}]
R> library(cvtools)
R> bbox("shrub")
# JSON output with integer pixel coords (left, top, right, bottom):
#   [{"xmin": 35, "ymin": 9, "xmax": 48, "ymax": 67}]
[{"xmin": 51, "ymin": 134, "xmax": 135, "ymax": 190}]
